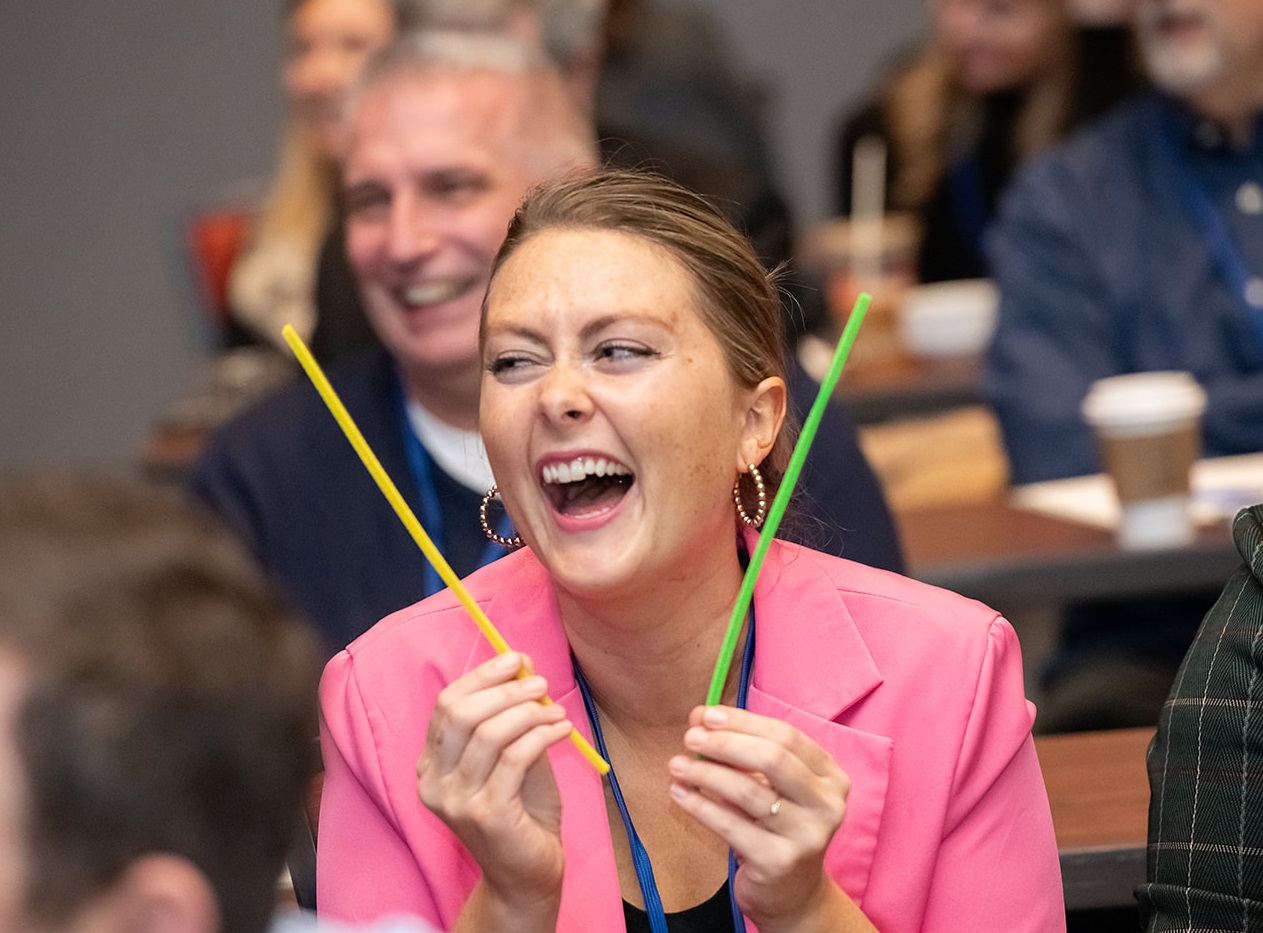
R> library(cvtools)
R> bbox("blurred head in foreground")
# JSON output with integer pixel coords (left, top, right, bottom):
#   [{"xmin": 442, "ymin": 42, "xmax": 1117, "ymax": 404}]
[{"xmin": 0, "ymin": 472, "xmax": 321, "ymax": 933}]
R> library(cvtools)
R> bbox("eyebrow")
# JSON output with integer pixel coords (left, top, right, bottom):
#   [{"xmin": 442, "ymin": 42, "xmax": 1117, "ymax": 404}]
[
  {"xmin": 484, "ymin": 313, "xmax": 669, "ymax": 344},
  {"xmin": 343, "ymin": 179, "xmax": 386, "ymax": 201}
]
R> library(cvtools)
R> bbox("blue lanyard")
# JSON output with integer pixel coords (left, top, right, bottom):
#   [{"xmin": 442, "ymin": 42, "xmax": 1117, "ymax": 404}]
[
  {"xmin": 395, "ymin": 380, "xmax": 509, "ymax": 596},
  {"xmin": 573, "ymin": 611, "xmax": 756, "ymax": 933},
  {"xmin": 1156, "ymin": 108, "xmax": 1263, "ymax": 352}
]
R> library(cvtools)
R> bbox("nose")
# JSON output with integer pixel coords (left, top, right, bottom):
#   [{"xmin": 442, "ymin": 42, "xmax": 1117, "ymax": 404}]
[
  {"xmin": 936, "ymin": 0, "xmax": 980, "ymax": 47},
  {"xmin": 295, "ymin": 45, "xmax": 359, "ymax": 102},
  {"xmin": 385, "ymin": 193, "xmax": 440, "ymax": 266},
  {"xmin": 537, "ymin": 361, "xmax": 594, "ymax": 426}
]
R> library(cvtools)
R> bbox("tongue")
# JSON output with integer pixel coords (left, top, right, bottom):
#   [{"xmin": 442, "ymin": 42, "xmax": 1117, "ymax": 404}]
[{"xmin": 558, "ymin": 476, "xmax": 629, "ymax": 516}]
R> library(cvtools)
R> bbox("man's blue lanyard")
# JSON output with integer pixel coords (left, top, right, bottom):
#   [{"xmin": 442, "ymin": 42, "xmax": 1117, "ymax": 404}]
[
  {"xmin": 395, "ymin": 381, "xmax": 510, "ymax": 596},
  {"xmin": 573, "ymin": 610, "xmax": 756, "ymax": 933},
  {"xmin": 1156, "ymin": 108, "xmax": 1263, "ymax": 353}
]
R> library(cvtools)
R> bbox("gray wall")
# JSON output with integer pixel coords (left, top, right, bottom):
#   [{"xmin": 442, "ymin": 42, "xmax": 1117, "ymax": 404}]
[
  {"xmin": 0, "ymin": 1, "xmax": 925, "ymax": 470},
  {"xmin": 686, "ymin": 0, "xmax": 927, "ymax": 222}
]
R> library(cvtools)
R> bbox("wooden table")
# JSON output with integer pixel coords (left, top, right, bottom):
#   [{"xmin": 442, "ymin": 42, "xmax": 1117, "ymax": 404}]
[
  {"xmin": 837, "ymin": 351, "xmax": 983, "ymax": 423},
  {"xmin": 896, "ymin": 499, "xmax": 1239, "ymax": 609},
  {"xmin": 1036, "ymin": 727, "xmax": 1154, "ymax": 911}
]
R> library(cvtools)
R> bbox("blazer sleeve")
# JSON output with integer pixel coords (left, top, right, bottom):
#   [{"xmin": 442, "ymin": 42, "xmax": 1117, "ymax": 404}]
[
  {"xmin": 317, "ymin": 650, "xmax": 443, "ymax": 926},
  {"xmin": 920, "ymin": 618, "xmax": 1065, "ymax": 931}
]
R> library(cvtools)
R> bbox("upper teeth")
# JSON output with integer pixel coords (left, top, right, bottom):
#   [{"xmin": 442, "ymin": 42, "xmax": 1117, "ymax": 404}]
[
  {"xmin": 406, "ymin": 280, "xmax": 464, "ymax": 306},
  {"xmin": 542, "ymin": 458, "xmax": 631, "ymax": 485}
]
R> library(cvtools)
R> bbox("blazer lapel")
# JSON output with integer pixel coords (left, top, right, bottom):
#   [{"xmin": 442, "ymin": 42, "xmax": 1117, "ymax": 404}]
[{"xmin": 748, "ymin": 538, "xmax": 894, "ymax": 908}]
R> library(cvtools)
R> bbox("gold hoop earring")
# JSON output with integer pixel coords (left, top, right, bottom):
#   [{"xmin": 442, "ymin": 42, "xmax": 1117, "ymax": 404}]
[
  {"xmin": 733, "ymin": 463, "xmax": 767, "ymax": 529},
  {"xmin": 480, "ymin": 486, "xmax": 524, "ymax": 548}
]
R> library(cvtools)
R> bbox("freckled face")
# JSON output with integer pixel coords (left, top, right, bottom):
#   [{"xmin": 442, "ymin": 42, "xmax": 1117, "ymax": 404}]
[{"xmin": 479, "ymin": 229, "xmax": 759, "ymax": 601}]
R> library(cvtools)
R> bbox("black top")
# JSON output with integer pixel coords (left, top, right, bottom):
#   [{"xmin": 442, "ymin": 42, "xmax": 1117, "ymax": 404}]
[{"xmin": 623, "ymin": 882, "xmax": 734, "ymax": 933}]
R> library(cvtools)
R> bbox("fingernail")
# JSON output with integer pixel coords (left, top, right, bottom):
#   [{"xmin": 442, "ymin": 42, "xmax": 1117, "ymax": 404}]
[
  {"xmin": 702, "ymin": 707, "xmax": 727, "ymax": 727},
  {"xmin": 668, "ymin": 782, "xmax": 689, "ymax": 803},
  {"xmin": 668, "ymin": 755, "xmax": 689, "ymax": 776},
  {"xmin": 683, "ymin": 726, "xmax": 707, "ymax": 750},
  {"xmin": 522, "ymin": 675, "xmax": 547, "ymax": 696}
]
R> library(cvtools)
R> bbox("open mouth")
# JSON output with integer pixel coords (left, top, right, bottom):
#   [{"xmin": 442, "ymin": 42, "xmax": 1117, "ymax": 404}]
[{"xmin": 541, "ymin": 457, "xmax": 634, "ymax": 517}]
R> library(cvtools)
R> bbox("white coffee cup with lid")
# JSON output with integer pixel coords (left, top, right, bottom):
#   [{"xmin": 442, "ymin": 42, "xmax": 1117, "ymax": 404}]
[{"xmin": 1081, "ymin": 371, "xmax": 1207, "ymax": 549}]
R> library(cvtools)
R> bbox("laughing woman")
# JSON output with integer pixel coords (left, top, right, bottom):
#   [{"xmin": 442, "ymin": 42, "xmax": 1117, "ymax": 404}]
[{"xmin": 317, "ymin": 171, "xmax": 1064, "ymax": 932}]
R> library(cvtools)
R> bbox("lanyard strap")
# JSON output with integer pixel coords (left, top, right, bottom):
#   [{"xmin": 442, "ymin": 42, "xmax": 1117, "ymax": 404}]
[
  {"xmin": 1156, "ymin": 108, "xmax": 1263, "ymax": 352},
  {"xmin": 574, "ymin": 610, "xmax": 756, "ymax": 933},
  {"xmin": 395, "ymin": 381, "xmax": 508, "ymax": 596}
]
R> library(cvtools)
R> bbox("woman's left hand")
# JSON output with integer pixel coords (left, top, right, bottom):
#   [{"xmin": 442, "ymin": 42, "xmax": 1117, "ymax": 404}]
[{"xmin": 667, "ymin": 705, "xmax": 859, "ymax": 932}]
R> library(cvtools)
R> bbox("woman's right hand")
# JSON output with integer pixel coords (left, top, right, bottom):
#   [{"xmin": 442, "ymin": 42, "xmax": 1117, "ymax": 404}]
[{"xmin": 417, "ymin": 651, "xmax": 573, "ymax": 916}]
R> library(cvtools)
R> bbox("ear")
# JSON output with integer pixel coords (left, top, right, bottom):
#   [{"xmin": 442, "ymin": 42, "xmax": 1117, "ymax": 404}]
[
  {"xmin": 737, "ymin": 376, "xmax": 787, "ymax": 472},
  {"xmin": 111, "ymin": 854, "xmax": 220, "ymax": 933}
]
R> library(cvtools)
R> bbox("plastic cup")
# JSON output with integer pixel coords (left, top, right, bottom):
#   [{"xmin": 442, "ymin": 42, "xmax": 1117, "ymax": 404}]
[
  {"xmin": 799, "ymin": 213, "xmax": 919, "ymax": 365},
  {"xmin": 897, "ymin": 278, "xmax": 998, "ymax": 358},
  {"xmin": 1080, "ymin": 371, "xmax": 1207, "ymax": 549}
]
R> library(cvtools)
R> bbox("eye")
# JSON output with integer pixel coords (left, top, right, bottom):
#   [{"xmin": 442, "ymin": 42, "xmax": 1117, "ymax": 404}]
[
  {"xmin": 427, "ymin": 170, "xmax": 490, "ymax": 204},
  {"xmin": 487, "ymin": 353, "xmax": 541, "ymax": 382},
  {"xmin": 344, "ymin": 184, "xmax": 389, "ymax": 221},
  {"xmin": 595, "ymin": 342, "xmax": 657, "ymax": 366}
]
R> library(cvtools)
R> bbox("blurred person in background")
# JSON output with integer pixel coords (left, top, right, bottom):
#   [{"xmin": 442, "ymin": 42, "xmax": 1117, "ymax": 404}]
[
  {"xmin": 984, "ymin": 0, "xmax": 1263, "ymax": 731},
  {"xmin": 834, "ymin": 0, "xmax": 1144, "ymax": 284},
  {"xmin": 229, "ymin": 0, "xmax": 396, "ymax": 349},
  {"xmin": 596, "ymin": 0, "xmax": 775, "ymax": 177},
  {"xmin": 988, "ymin": 0, "xmax": 1263, "ymax": 483}
]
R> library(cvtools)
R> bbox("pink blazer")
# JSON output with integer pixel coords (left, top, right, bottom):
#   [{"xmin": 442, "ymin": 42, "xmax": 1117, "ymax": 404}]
[{"xmin": 318, "ymin": 539, "xmax": 1064, "ymax": 931}]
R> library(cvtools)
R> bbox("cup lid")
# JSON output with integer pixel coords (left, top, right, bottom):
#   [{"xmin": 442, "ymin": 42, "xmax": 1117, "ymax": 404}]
[{"xmin": 1080, "ymin": 371, "xmax": 1207, "ymax": 430}]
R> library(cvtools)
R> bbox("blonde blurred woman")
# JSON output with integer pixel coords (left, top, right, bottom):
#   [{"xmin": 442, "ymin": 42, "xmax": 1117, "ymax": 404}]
[{"xmin": 229, "ymin": 0, "xmax": 395, "ymax": 347}]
